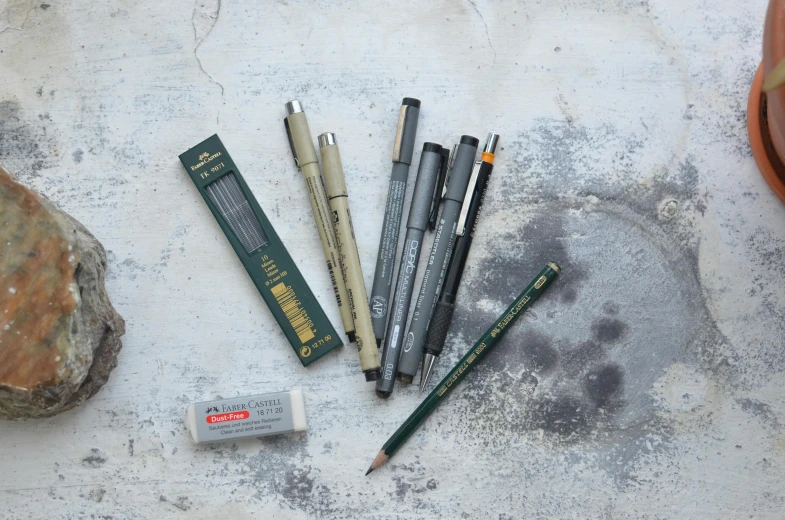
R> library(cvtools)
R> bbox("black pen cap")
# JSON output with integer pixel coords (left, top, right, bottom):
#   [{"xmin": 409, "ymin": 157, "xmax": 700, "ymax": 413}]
[
  {"xmin": 422, "ymin": 142, "xmax": 442, "ymax": 154},
  {"xmin": 402, "ymin": 97, "xmax": 421, "ymax": 108},
  {"xmin": 460, "ymin": 135, "xmax": 480, "ymax": 147}
]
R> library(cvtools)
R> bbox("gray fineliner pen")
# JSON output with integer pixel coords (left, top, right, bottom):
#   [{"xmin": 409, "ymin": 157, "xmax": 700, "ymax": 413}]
[
  {"xmin": 369, "ymin": 98, "xmax": 421, "ymax": 346},
  {"xmin": 376, "ymin": 143, "xmax": 444, "ymax": 398},
  {"xmin": 396, "ymin": 136, "xmax": 479, "ymax": 383}
]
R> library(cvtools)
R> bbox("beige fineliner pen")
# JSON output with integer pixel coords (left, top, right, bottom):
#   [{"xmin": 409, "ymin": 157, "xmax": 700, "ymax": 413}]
[
  {"xmin": 319, "ymin": 132, "xmax": 381, "ymax": 381},
  {"xmin": 284, "ymin": 100, "xmax": 355, "ymax": 341}
]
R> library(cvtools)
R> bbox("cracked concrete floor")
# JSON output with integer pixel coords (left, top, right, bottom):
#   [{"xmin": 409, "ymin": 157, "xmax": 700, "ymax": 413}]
[{"xmin": 1, "ymin": 0, "xmax": 785, "ymax": 518}]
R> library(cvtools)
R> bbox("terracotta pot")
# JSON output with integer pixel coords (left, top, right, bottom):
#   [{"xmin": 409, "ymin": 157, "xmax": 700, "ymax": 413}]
[{"xmin": 748, "ymin": 0, "xmax": 785, "ymax": 203}]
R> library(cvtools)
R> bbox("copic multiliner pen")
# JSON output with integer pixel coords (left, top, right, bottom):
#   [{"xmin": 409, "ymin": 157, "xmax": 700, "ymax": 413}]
[
  {"xmin": 369, "ymin": 98, "xmax": 421, "ymax": 346},
  {"xmin": 396, "ymin": 136, "xmax": 479, "ymax": 384},
  {"xmin": 377, "ymin": 143, "xmax": 447, "ymax": 398},
  {"xmin": 284, "ymin": 101, "xmax": 355, "ymax": 341},
  {"xmin": 420, "ymin": 133, "xmax": 499, "ymax": 390}
]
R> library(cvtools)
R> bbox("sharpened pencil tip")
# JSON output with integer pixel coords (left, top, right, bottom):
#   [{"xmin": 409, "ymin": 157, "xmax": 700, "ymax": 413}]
[
  {"xmin": 365, "ymin": 466, "xmax": 374, "ymax": 476},
  {"xmin": 367, "ymin": 450, "xmax": 389, "ymax": 475},
  {"xmin": 420, "ymin": 353, "xmax": 436, "ymax": 391}
]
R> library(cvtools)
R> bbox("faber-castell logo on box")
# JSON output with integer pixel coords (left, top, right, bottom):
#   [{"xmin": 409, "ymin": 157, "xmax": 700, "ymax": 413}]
[{"xmin": 190, "ymin": 150, "xmax": 223, "ymax": 171}]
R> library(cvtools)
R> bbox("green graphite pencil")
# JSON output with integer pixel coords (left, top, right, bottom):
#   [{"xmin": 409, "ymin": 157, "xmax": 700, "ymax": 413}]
[{"xmin": 365, "ymin": 262, "xmax": 560, "ymax": 475}]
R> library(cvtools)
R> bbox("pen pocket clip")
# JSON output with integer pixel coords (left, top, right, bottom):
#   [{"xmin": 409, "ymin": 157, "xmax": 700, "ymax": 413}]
[
  {"xmin": 428, "ymin": 147, "xmax": 451, "ymax": 230},
  {"xmin": 392, "ymin": 105, "xmax": 413, "ymax": 163},
  {"xmin": 284, "ymin": 117, "xmax": 300, "ymax": 168},
  {"xmin": 456, "ymin": 160, "xmax": 483, "ymax": 236}
]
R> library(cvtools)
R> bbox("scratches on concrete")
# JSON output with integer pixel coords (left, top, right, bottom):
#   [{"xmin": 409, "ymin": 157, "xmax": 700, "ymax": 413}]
[
  {"xmin": 191, "ymin": 0, "xmax": 225, "ymax": 116},
  {"xmin": 160, "ymin": 494, "xmax": 192, "ymax": 512},
  {"xmin": 466, "ymin": 0, "xmax": 496, "ymax": 64},
  {"xmin": 0, "ymin": 0, "xmax": 33, "ymax": 35}
]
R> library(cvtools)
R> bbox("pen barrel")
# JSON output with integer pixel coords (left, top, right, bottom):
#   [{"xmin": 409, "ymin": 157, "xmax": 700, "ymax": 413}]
[
  {"xmin": 433, "ymin": 161, "xmax": 493, "ymax": 305},
  {"xmin": 463, "ymin": 162, "xmax": 493, "ymax": 238},
  {"xmin": 440, "ymin": 234, "xmax": 472, "ymax": 301},
  {"xmin": 396, "ymin": 200, "xmax": 461, "ymax": 378},
  {"xmin": 407, "ymin": 144, "xmax": 444, "ymax": 231},
  {"xmin": 320, "ymin": 140, "xmax": 380, "ymax": 378},
  {"xmin": 370, "ymin": 165, "xmax": 409, "ymax": 341},
  {"xmin": 285, "ymin": 112, "xmax": 319, "ymax": 167},
  {"xmin": 301, "ymin": 163, "xmax": 355, "ymax": 337},
  {"xmin": 382, "ymin": 263, "xmax": 561, "ymax": 457},
  {"xmin": 422, "ymin": 301, "xmax": 455, "ymax": 357},
  {"xmin": 377, "ymin": 228, "xmax": 426, "ymax": 396},
  {"xmin": 444, "ymin": 137, "xmax": 479, "ymax": 202},
  {"xmin": 285, "ymin": 109, "xmax": 354, "ymax": 338},
  {"xmin": 369, "ymin": 99, "xmax": 419, "ymax": 343},
  {"xmin": 321, "ymin": 142, "xmax": 348, "ymax": 198}
]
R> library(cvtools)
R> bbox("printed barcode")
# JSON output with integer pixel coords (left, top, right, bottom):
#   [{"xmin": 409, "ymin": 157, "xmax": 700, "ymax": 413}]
[
  {"xmin": 271, "ymin": 282, "xmax": 315, "ymax": 343},
  {"xmin": 327, "ymin": 261, "xmax": 342, "ymax": 306}
]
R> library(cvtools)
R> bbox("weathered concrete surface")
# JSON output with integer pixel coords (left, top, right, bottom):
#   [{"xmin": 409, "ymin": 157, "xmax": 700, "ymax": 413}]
[{"xmin": 1, "ymin": 0, "xmax": 784, "ymax": 518}]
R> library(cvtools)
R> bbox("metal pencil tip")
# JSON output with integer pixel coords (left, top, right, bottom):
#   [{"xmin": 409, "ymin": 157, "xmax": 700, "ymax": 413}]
[
  {"xmin": 484, "ymin": 133, "xmax": 500, "ymax": 154},
  {"xmin": 419, "ymin": 354, "xmax": 436, "ymax": 391}
]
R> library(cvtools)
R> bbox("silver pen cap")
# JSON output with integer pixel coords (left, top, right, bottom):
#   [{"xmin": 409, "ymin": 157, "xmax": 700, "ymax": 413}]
[
  {"xmin": 484, "ymin": 132, "xmax": 500, "ymax": 154},
  {"xmin": 283, "ymin": 101, "xmax": 306, "ymax": 167},
  {"xmin": 285, "ymin": 100, "xmax": 304, "ymax": 115},
  {"xmin": 318, "ymin": 132, "xmax": 337, "ymax": 148}
]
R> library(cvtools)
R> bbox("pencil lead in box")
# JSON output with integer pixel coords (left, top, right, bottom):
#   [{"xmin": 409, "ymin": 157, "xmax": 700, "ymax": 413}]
[
  {"xmin": 365, "ymin": 466, "xmax": 374, "ymax": 476},
  {"xmin": 420, "ymin": 353, "xmax": 436, "ymax": 391},
  {"xmin": 178, "ymin": 135, "xmax": 343, "ymax": 367}
]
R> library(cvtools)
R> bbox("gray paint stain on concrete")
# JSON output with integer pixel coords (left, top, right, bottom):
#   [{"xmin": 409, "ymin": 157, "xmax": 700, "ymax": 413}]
[{"xmin": 435, "ymin": 132, "xmax": 731, "ymax": 482}]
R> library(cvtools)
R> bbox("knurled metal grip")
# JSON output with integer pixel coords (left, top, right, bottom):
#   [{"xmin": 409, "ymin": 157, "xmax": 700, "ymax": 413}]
[{"xmin": 424, "ymin": 301, "xmax": 455, "ymax": 355}]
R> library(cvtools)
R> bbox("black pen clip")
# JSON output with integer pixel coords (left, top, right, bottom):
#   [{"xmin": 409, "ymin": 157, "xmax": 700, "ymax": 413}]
[
  {"xmin": 428, "ymin": 147, "xmax": 451, "ymax": 230},
  {"xmin": 284, "ymin": 117, "xmax": 300, "ymax": 168}
]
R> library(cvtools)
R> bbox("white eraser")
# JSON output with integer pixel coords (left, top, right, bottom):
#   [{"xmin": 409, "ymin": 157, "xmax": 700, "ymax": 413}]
[
  {"xmin": 185, "ymin": 388, "xmax": 307, "ymax": 444},
  {"xmin": 289, "ymin": 387, "xmax": 308, "ymax": 432}
]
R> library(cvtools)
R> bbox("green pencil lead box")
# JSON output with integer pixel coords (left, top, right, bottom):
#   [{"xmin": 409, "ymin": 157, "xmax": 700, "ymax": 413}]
[{"xmin": 179, "ymin": 134, "xmax": 342, "ymax": 366}]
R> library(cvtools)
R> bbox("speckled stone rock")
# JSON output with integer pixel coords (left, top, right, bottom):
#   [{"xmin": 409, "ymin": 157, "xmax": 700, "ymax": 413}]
[{"xmin": 0, "ymin": 166, "xmax": 125, "ymax": 419}]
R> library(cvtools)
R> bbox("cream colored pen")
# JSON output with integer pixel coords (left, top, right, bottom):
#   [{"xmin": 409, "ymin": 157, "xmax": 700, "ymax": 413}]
[
  {"xmin": 319, "ymin": 132, "xmax": 381, "ymax": 381},
  {"xmin": 284, "ymin": 100, "xmax": 355, "ymax": 341}
]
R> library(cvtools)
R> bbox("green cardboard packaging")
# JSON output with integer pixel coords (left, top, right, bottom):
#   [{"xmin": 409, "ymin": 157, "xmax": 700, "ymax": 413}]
[{"xmin": 179, "ymin": 134, "xmax": 342, "ymax": 366}]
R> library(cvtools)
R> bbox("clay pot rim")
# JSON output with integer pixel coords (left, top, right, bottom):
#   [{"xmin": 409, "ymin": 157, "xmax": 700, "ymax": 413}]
[{"xmin": 748, "ymin": 62, "xmax": 785, "ymax": 204}]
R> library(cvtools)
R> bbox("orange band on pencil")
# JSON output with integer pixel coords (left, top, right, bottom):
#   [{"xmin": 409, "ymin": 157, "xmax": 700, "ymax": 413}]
[{"xmin": 482, "ymin": 152, "xmax": 495, "ymax": 164}]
